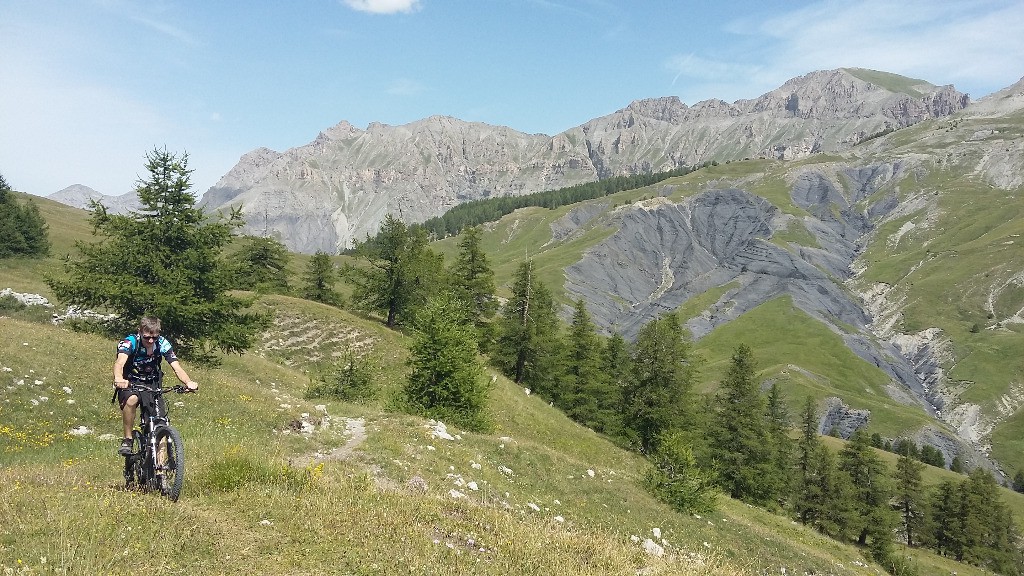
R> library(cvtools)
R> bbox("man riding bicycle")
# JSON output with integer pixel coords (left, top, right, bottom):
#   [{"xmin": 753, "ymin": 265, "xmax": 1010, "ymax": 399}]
[{"xmin": 113, "ymin": 316, "xmax": 198, "ymax": 456}]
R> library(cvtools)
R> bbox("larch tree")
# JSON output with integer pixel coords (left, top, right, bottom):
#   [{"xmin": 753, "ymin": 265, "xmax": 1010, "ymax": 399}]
[
  {"xmin": 0, "ymin": 173, "xmax": 50, "ymax": 259},
  {"xmin": 231, "ymin": 235, "xmax": 291, "ymax": 293},
  {"xmin": 47, "ymin": 148, "xmax": 267, "ymax": 360},
  {"xmin": 621, "ymin": 312, "xmax": 696, "ymax": 454},
  {"xmin": 405, "ymin": 291, "xmax": 490, "ymax": 431},
  {"xmin": 894, "ymin": 443, "xmax": 927, "ymax": 547},
  {"xmin": 491, "ymin": 259, "xmax": 564, "ymax": 399},
  {"xmin": 710, "ymin": 344, "xmax": 779, "ymax": 506},
  {"xmin": 302, "ymin": 250, "xmax": 340, "ymax": 305},
  {"xmin": 346, "ymin": 215, "xmax": 442, "ymax": 327},
  {"xmin": 838, "ymin": 429, "xmax": 897, "ymax": 562},
  {"xmin": 449, "ymin": 225, "xmax": 497, "ymax": 334},
  {"xmin": 563, "ymin": 299, "xmax": 617, "ymax": 433}
]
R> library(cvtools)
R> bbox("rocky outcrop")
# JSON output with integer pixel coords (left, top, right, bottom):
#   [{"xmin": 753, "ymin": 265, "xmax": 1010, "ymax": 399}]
[
  {"xmin": 201, "ymin": 68, "xmax": 969, "ymax": 253},
  {"xmin": 820, "ymin": 397, "xmax": 871, "ymax": 439}
]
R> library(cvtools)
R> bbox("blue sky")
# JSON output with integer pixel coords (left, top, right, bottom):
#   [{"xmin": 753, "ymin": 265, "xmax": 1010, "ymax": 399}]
[{"xmin": 2, "ymin": 0, "xmax": 1022, "ymax": 198}]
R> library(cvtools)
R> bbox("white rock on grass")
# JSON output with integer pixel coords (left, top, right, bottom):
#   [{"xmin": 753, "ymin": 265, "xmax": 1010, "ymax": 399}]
[
  {"xmin": 643, "ymin": 539, "xmax": 664, "ymax": 557},
  {"xmin": 69, "ymin": 426, "xmax": 92, "ymax": 436},
  {"xmin": 526, "ymin": 503, "xmax": 540, "ymax": 512},
  {"xmin": 652, "ymin": 527, "xmax": 661, "ymax": 539},
  {"xmin": 428, "ymin": 420, "xmax": 456, "ymax": 441}
]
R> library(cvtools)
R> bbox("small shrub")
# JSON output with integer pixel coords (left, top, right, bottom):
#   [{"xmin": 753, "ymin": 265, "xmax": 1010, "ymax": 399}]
[
  {"xmin": 0, "ymin": 293, "xmax": 26, "ymax": 313},
  {"xmin": 643, "ymin": 429, "xmax": 719, "ymax": 514},
  {"xmin": 306, "ymin": 349, "xmax": 378, "ymax": 402}
]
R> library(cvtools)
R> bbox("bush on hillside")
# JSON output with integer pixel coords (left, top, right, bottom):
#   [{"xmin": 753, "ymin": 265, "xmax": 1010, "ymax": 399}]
[
  {"xmin": 644, "ymin": 429, "xmax": 719, "ymax": 515},
  {"xmin": 404, "ymin": 291, "xmax": 490, "ymax": 432},
  {"xmin": 306, "ymin": 349, "xmax": 378, "ymax": 402}
]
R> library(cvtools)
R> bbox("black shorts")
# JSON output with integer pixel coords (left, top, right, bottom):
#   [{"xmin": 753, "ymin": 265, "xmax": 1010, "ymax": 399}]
[{"xmin": 116, "ymin": 387, "xmax": 166, "ymax": 415}]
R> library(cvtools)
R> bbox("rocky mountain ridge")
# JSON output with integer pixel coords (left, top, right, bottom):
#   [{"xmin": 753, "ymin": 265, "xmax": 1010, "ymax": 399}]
[
  {"xmin": 48, "ymin": 184, "xmax": 141, "ymax": 215},
  {"xmin": 199, "ymin": 68, "xmax": 970, "ymax": 253}
]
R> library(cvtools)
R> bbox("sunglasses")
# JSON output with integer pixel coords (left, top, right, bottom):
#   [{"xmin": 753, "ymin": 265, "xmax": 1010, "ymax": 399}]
[{"xmin": 141, "ymin": 334, "xmax": 160, "ymax": 341}]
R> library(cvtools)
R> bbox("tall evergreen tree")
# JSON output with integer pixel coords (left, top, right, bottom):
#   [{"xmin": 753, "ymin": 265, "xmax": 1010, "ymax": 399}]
[
  {"xmin": 491, "ymin": 260, "xmax": 564, "ymax": 399},
  {"xmin": 621, "ymin": 312, "xmax": 695, "ymax": 454},
  {"xmin": 346, "ymin": 214, "xmax": 442, "ymax": 327},
  {"xmin": 838, "ymin": 429, "xmax": 898, "ymax": 562},
  {"xmin": 793, "ymin": 396, "xmax": 824, "ymax": 525},
  {"xmin": 764, "ymin": 380, "xmax": 794, "ymax": 507},
  {"xmin": 47, "ymin": 148, "xmax": 267, "ymax": 359},
  {"xmin": 562, "ymin": 299, "xmax": 618, "ymax": 433},
  {"xmin": 924, "ymin": 479, "xmax": 965, "ymax": 559},
  {"xmin": 894, "ymin": 444, "xmax": 926, "ymax": 547},
  {"xmin": 450, "ymin": 225, "xmax": 497, "ymax": 331},
  {"xmin": 812, "ymin": 445, "xmax": 860, "ymax": 541},
  {"xmin": 711, "ymin": 344, "xmax": 779, "ymax": 506},
  {"xmin": 302, "ymin": 250, "xmax": 340, "ymax": 305},
  {"xmin": 404, "ymin": 291, "xmax": 489, "ymax": 431}
]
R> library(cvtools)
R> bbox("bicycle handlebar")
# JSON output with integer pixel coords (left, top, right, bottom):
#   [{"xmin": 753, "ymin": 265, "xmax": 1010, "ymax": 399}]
[{"xmin": 128, "ymin": 383, "xmax": 196, "ymax": 395}]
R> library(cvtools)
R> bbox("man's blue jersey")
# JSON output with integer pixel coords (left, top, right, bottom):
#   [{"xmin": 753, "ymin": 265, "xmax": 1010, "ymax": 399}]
[{"xmin": 117, "ymin": 334, "xmax": 178, "ymax": 383}]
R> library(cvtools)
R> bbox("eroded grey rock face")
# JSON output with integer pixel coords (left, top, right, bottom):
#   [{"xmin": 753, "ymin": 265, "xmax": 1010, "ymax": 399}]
[
  {"xmin": 563, "ymin": 163, "xmax": 934, "ymax": 415},
  {"xmin": 820, "ymin": 397, "xmax": 872, "ymax": 439}
]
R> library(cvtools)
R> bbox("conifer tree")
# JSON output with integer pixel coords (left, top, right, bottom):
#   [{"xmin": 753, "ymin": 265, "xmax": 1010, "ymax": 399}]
[
  {"xmin": 346, "ymin": 215, "xmax": 442, "ymax": 327},
  {"xmin": 711, "ymin": 344, "xmax": 778, "ymax": 506},
  {"xmin": 47, "ymin": 148, "xmax": 267, "ymax": 359},
  {"xmin": 232, "ymin": 235, "xmax": 290, "ymax": 293},
  {"xmin": 563, "ymin": 299, "xmax": 617, "ymax": 433},
  {"xmin": 793, "ymin": 396, "xmax": 823, "ymax": 525},
  {"xmin": 621, "ymin": 312, "xmax": 695, "ymax": 454},
  {"xmin": 0, "ymin": 173, "xmax": 50, "ymax": 258},
  {"xmin": 764, "ymin": 380, "xmax": 794, "ymax": 507},
  {"xmin": 838, "ymin": 429, "xmax": 898, "ymax": 561},
  {"xmin": 404, "ymin": 291, "xmax": 489, "ymax": 431},
  {"xmin": 491, "ymin": 260, "xmax": 564, "ymax": 399},
  {"xmin": 812, "ymin": 445, "xmax": 860, "ymax": 541},
  {"xmin": 645, "ymin": 429, "xmax": 719, "ymax": 514},
  {"xmin": 924, "ymin": 479, "xmax": 965, "ymax": 559},
  {"xmin": 450, "ymin": 225, "xmax": 497, "ymax": 333},
  {"xmin": 894, "ymin": 444, "xmax": 926, "ymax": 546},
  {"xmin": 302, "ymin": 250, "xmax": 340, "ymax": 305}
]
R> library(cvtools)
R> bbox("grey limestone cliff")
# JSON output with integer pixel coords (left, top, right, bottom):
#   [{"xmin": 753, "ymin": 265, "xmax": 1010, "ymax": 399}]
[{"xmin": 201, "ymin": 68, "xmax": 969, "ymax": 253}]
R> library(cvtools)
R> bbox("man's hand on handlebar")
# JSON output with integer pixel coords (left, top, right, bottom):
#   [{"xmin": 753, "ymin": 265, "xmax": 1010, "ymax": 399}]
[
  {"xmin": 185, "ymin": 381, "xmax": 199, "ymax": 392},
  {"xmin": 114, "ymin": 379, "xmax": 129, "ymax": 389}
]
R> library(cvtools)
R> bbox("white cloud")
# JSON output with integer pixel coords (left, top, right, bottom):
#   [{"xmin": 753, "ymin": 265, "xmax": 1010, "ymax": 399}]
[
  {"xmin": 751, "ymin": 0, "xmax": 1024, "ymax": 95},
  {"xmin": 342, "ymin": 0, "xmax": 421, "ymax": 14},
  {"xmin": 666, "ymin": 0, "xmax": 1024, "ymax": 103}
]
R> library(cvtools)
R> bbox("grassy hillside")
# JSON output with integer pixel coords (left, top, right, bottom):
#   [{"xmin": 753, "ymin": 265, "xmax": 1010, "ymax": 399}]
[
  {"xmin": 0, "ymin": 309, "xmax": 886, "ymax": 576},
  {"xmin": 5, "ymin": 147, "xmax": 1024, "ymax": 573},
  {"xmin": 5, "ymin": 299, "xmax": 1019, "ymax": 576}
]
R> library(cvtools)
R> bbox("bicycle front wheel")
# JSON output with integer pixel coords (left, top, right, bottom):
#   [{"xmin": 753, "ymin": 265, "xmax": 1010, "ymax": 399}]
[{"xmin": 153, "ymin": 426, "xmax": 185, "ymax": 502}]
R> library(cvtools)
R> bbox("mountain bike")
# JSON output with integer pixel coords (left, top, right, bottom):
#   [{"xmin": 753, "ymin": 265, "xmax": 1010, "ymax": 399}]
[{"xmin": 122, "ymin": 379, "xmax": 192, "ymax": 502}]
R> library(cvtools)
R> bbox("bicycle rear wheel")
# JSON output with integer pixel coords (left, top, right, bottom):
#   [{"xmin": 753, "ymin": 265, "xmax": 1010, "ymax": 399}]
[{"xmin": 153, "ymin": 426, "xmax": 185, "ymax": 502}]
